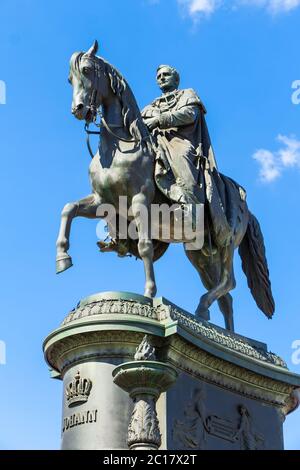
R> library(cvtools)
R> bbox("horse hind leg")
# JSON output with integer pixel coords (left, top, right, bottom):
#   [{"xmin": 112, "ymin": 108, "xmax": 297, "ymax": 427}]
[
  {"xmin": 184, "ymin": 244, "xmax": 235, "ymax": 331},
  {"xmin": 197, "ymin": 262, "xmax": 235, "ymax": 331},
  {"xmin": 198, "ymin": 244, "xmax": 236, "ymax": 331},
  {"xmin": 218, "ymin": 293, "xmax": 234, "ymax": 332},
  {"xmin": 56, "ymin": 193, "xmax": 100, "ymax": 274},
  {"xmin": 184, "ymin": 246, "xmax": 218, "ymax": 322}
]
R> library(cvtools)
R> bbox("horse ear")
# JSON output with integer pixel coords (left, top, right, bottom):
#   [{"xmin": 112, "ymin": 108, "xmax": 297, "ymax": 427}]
[{"xmin": 86, "ymin": 40, "xmax": 99, "ymax": 56}]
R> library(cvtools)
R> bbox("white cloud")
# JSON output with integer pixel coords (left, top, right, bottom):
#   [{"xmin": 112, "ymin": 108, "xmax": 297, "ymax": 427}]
[
  {"xmin": 177, "ymin": 0, "xmax": 300, "ymax": 18},
  {"xmin": 277, "ymin": 134, "xmax": 300, "ymax": 166},
  {"xmin": 253, "ymin": 134, "xmax": 300, "ymax": 183},
  {"xmin": 253, "ymin": 149, "xmax": 281, "ymax": 182},
  {"xmin": 178, "ymin": 0, "xmax": 222, "ymax": 17},
  {"xmin": 239, "ymin": 0, "xmax": 300, "ymax": 14}
]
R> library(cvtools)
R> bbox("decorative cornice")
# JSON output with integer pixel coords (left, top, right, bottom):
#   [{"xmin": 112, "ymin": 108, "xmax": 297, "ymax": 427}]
[
  {"xmin": 45, "ymin": 328, "xmax": 293, "ymax": 410},
  {"xmin": 44, "ymin": 293, "xmax": 300, "ymax": 416},
  {"xmin": 167, "ymin": 335, "xmax": 292, "ymax": 409},
  {"xmin": 167, "ymin": 305, "xmax": 287, "ymax": 368},
  {"xmin": 281, "ymin": 388, "xmax": 300, "ymax": 417},
  {"xmin": 62, "ymin": 299, "xmax": 163, "ymax": 325},
  {"xmin": 46, "ymin": 330, "xmax": 144, "ymax": 374},
  {"xmin": 60, "ymin": 294, "xmax": 286, "ymax": 369}
]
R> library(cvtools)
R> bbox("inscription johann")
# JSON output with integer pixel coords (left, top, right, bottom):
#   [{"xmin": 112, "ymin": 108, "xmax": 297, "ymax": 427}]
[{"xmin": 62, "ymin": 409, "xmax": 98, "ymax": 433}]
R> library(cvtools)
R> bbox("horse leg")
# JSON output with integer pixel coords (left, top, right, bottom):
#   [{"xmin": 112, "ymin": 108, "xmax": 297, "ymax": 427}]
[
  {"xmin": 56, "ymin": 194, "xmax": 100, "ymax": 274},
  {"xmin": 218, "ymin": 294, "xmax": 234, "ymax": 331},
  {"xmin": 184, "ymin": 246, "xmax": 218, "ymax": 322},
  {"xmin": 197, "ymin": 263, "xmax": 234, "ymax": 330},
  {"xmin": 184, "ymin": 243, "xmax": 236, "ymax": 331},
  {"xmin": 131, "ymin": 193, "xmax": 157, "ymax": 298},
  {"xmin": 198, "ymin": 243, "xmax": 236, "ymax": 331}
]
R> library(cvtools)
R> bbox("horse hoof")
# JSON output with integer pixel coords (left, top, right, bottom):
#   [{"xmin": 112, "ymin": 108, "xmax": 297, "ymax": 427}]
[
  {"xmin": 144, "ymin": 291, "xmax": 155, "ymax": 299},
  {"xmin": 56, "ymin": 255, "xmax": 73, "ymax": 274},
  {"xmin": 144, "ymin": 286, "xmax": 157, "ymax": 298},
  {"xmin": 195, "ymin": 306, "xmax": 210, "ymax": 322}
]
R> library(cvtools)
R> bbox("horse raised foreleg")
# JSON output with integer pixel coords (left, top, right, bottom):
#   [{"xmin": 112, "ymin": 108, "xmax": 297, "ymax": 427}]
[
  {"xmin": 56, "ymin": 194, "xmax": 99, "ymax": 274},
  {"xmin": 131, "ymin": 193, "xmax": 157, "ymax": 298}
]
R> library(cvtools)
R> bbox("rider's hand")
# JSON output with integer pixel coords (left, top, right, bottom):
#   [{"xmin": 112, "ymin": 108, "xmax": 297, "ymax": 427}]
[{"xmin": 145, "ymin": 117, "xmax": 159, "ymax": 131}]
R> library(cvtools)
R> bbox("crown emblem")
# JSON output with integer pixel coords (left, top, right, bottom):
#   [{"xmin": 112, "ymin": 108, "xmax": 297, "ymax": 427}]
[{"xmin": 66, "ymin": 371, "xmax": 92, "ymax": 407}]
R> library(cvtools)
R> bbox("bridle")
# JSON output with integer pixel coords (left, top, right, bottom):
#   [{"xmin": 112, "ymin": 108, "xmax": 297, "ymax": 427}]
[{"xmin": 83, "ymin": 57, "xmax": 152, "ymax": 158}]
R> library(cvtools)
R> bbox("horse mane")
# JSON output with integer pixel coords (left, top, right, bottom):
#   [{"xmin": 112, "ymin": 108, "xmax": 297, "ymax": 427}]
[
  {"xmin": 100, "ymin": 57, "xmax": 149, "ymax": 143},
  {"xmin": 71, "ymin": 51, "xmax": 149, "ymax": 144}
]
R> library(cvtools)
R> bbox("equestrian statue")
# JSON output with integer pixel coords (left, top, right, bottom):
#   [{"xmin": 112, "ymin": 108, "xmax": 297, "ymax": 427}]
[{"xmin": 55, "ymin": 40, "xmax": 275, "ymax": 332}]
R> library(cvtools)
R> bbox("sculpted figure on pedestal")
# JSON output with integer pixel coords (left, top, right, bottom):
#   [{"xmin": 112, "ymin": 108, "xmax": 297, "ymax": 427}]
[
  {"xmin": 142, "ymin": 64, "xmax": 231, "ymax": 248},
  {"xmin": 55, "ymin": 40, "xmax": 275, "ymax": 332}
]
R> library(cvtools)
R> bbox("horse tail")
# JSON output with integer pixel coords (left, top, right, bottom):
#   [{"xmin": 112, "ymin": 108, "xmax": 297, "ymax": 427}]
[{"xmin": 238, "ymin": 211, "xmax": 275, "ymax": 318}]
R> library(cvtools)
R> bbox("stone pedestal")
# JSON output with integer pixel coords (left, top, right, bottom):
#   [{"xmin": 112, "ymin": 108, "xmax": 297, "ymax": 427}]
[{"xmin": 43, "ymin": 292, "xmax": 300, "ymax": 450}]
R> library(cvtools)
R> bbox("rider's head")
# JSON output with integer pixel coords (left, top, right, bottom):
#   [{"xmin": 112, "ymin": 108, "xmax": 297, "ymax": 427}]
[{"xmin": 156, "ymin": 65, "xmax": 180, "ymax": 93}]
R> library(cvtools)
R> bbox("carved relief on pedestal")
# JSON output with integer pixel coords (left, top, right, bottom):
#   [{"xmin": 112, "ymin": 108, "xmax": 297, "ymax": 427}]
[
  {"xmin": 128, "ymin": 398, "xmax": 161, "ymax": 449},
  {"xmin": 235, "ymin": 405, "xmax": 265, "ymax": 450},
  {"xmin": 127, "ymin": 336, "xmax": 161, "ymax": 449},
  {"xmin": 134, "ymin": 335, "xmax": 157, "ymax": 361},
  {"xmin": 173, "ymin": 387, "xmax": 265, "ymax": 450},
  {"xmin": 113, "ymin": 335, "xmax": 178, "ymax": 450},
  {"xmin": 65, "ymin": 371, "xmax": 92, "ymax": 407},
  {"xmin": 173, "ymin": 388, "xmax": 208, "ymax": 449},
  {"xmin": 62, "ymin": 371, "xmax": 98, "ymax": 435}
]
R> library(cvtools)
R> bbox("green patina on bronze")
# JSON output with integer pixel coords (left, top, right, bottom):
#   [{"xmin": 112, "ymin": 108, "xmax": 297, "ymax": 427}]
[
  {"xmin": 44, "ymin": 291, "xmax": 299, "ymax": 384},
  {"xmin": 55, "ymin": 40, "xmax": 274, "ymax": 333}
]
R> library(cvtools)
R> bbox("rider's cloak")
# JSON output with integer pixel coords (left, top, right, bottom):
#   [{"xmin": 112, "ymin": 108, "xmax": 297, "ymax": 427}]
[{"xmin": 142, "ymin": 88, "xmax": 246, "ymax": 248}]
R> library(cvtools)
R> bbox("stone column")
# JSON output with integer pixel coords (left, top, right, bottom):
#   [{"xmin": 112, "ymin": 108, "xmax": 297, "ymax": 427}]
[{"xmin": 113, "ymin": 359, "xmax": 178, "ymax": 450}]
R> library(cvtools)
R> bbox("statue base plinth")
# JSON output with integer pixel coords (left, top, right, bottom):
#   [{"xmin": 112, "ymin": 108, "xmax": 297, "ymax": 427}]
[{"xmin": 43, "ymin": 291, "xmax": 300, "ymax": 450}]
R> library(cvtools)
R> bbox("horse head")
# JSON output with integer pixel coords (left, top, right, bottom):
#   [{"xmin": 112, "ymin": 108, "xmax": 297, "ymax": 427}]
[
  {"xmin": 68, "ymin": 40, "xmax": 149, "ymax": 144},
  {"xmin": 69, "ymin": 40, "xmax": 111, "ymax": 122}
]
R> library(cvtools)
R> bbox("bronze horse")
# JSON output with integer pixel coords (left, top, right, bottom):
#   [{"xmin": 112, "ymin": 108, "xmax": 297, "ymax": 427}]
[{"xmin": 56, "ymin": 41, "xmax": 274, "ymax": 332}]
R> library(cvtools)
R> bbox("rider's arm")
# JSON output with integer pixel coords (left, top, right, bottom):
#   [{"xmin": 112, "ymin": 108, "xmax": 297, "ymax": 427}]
[{"xmin": 158, "ymin": 104, "xmax": 199, "ymax": 129}]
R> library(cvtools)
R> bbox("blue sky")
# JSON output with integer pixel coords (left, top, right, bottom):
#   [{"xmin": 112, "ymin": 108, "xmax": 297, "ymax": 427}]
[{"xmin": 0, "ymin": 0, "xmax": 299, "ymax": 450}]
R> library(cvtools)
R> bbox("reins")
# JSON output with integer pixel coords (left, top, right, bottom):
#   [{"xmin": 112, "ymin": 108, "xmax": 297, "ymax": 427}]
[
  {"xmin": 84, "ymin": 114, "xmax": 152, "ymax": 159},
  {"xmin": 83, "ymin": 60, "xmax": 152, "ymax": 158}
]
